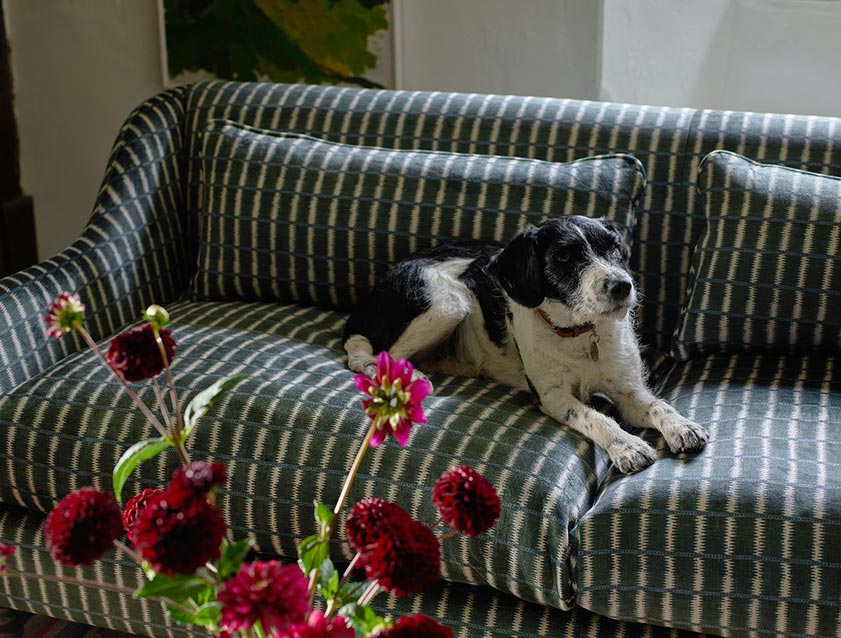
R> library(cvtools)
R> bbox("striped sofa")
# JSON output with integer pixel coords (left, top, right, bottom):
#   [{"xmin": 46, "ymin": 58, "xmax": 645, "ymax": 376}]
[{"xmin": 1, "ymin": 81, "xmax": 840, "ymax": 638}]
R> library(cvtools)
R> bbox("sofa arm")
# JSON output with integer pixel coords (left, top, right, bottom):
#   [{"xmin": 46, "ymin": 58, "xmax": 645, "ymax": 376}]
[{"xmin": 0, "ymin": 87, "xmax": 194, "ymax": 394}]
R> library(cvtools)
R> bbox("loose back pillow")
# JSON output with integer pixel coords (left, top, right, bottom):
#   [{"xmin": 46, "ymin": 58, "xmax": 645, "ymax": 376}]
[
  {"xmin": 674, "ymin": 150, "xmax": 841, "ymax": 360},
  {"xmin": 191, "ymin": 120, "xmax": 646, "ymax": 308}
]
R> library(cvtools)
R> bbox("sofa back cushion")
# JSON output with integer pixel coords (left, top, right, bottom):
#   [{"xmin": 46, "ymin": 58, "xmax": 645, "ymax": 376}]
[
  {"xmin": 190, "ymin": 120, "xmax": 645, "ymax": 308},
  {"xmin": 673, "ymin": 150, "xmax": 841, "ymax": 360}
]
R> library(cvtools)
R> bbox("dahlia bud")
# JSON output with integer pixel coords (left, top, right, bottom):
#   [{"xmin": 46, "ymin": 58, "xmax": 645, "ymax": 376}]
[
  {"xmin": 143, "ymin": 304, "xmax": 170, "ymax": 329},
  {"xmin": 0, "ymin": 543, "xmax": 15, "ymax": 572}
]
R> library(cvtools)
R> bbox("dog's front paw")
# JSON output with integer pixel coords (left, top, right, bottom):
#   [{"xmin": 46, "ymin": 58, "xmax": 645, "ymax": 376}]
[
  {"xmin": 661, "ymin": 417, "xmax": 709, "ymax": 454},
  {"xmin": 607, "ymin": 434, "xmax": 657, "ymax": 474}
]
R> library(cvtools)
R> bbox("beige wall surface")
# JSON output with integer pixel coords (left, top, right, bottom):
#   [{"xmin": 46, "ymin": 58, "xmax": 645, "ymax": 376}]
[
  {"xmin": 5, "ymin": 0, "xmax": 840, "ymax": 263},
  {"xmin": 5, "ymin": 0, "xmax": 164, "ymax": 261}
]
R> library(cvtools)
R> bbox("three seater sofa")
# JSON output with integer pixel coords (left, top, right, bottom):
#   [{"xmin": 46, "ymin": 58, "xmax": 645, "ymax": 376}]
[{"xmin": 1, "ymin": 81, "xmax": 839, "ymax": 638}]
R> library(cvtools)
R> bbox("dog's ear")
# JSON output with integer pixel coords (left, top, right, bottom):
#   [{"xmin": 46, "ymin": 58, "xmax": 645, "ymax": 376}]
[{"xmin": 489, "ymin": 225, "xmax": 546, "ymax": 308}]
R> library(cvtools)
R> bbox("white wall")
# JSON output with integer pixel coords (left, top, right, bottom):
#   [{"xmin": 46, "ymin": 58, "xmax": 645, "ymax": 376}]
[
  {"xmin": 4, "ymin": 0, "xmax": 164, "ymax": 260},
  {"xmin": 601, "ymin": 0, "xmax": 841, "ymax": 117},
  {"xmin": 395, "ymin": 0, "xmax": 601, "ymax": 99},
  {"xmin": 6, "ymin": 0, "xmax": 841, "ymax": 262}
]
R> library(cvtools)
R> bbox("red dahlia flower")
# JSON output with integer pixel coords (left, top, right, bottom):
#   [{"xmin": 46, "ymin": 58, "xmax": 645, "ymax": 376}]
[
  {"xmin": 132, "ymin": 491, "xmax": 226, "ymax": 575},
  {"xmin": 346, "ymin": 498, "xmax": 413, "ymax": 552},
  {"xmin": 45, "ymin": 292, "xmax": 86, "ymax": 338},
  {"xmin": 278, "ymin": 611, "xmax": 354, "ymax": 638},
  {"xmin": 218, "ymin": 560, "xmax": 310, "ymax": 635},
  {"xmin": 167, "ymin": 461, "xmax": 227, "ymax": 505},
  {"xmin": 377, "ymin": 614, "xmax": 453, "ymax": 638},
  {"xmin": 106, "ymin": 324, "xmax": 176, "ymax": 382},
  {"xmin": 0, "ymin": 543, "xmax": 14, "ymax": 572},
  {"xmin": 432, "ymin": 466, "xmax": 500, "ymax": 537},
  {"xmin": 44, "ymin": 487, "xmax": 124, "ymax": 566},
  {"xmin": 354, "ymin": 351, "xmax": 431, "ymax": 447},
  {"xmin": 122, "ymin": 487, "xmax": 164, "ymax": 546},
  {"xmin": 361, "ymin": 518, "xmax": 440, "ymax": 596}
]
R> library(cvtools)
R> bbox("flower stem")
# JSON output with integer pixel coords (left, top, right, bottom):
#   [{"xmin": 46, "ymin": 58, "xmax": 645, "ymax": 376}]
[
  {"xmin": 152, "ymin": 326, "xmax": 182, "ymax": 439},
  {"xmin": 357, "ymin": 581, "xmax": 381, "ymax": 607},
  {"xmin": 437, "ymin": 529, "xmax": 459, "ymax": 540},
  {"xmin": 113, "ymin": 539, "xmax": 143, "ymax": 565},
  {"xmin": 151, "ymin": 377, "xmax": 172, "ymax": 429},
  {"xmin": 326, "ymin": 419, "xmax": 378, "ymax": 538},
  {"xmin": 77, "ymin": 326, "xmax": 168, "ymax": 439}
]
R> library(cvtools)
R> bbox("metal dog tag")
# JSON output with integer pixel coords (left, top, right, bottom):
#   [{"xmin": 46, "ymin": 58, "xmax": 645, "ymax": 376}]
[{"xmin": 589, "ymin": 333, "xmax": 600, "ymax": 363}]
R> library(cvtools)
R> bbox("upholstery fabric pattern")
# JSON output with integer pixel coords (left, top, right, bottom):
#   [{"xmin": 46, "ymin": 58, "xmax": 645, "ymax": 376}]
[
  {"xmin": 191, "ymin": 120, "xmax": 645, "ymax": 307},
  {"xmin": 674, "ymin": 151, "xmax": 841, "ymax": 360},
  {"xmin": 0, "ymin": 88, "xmax": 192, "ymax": 395},
  {"xmin": 575, "ymin": 353, "xmax": 841, "ymax": 638},
  {"xmin": 0, "ymin": 299, "xmax": 611, "ymax": 612},
  {"xmin": 183, "ymin": 81, "xmax": 697, "ymax": 354},
  {"xmin": 0, "ymin": 504, "xmax": 714, "ymax": 638}
]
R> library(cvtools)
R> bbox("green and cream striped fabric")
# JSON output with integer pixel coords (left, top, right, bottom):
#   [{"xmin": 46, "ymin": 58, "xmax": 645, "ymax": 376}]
[
  {"xmin": 0, "ymin": 299, "xmax": 611, "ymax": 612},
  {"xmin": 191, "ymin": 120, "xmax": 645, "ymax": 307},
  {"xmin": 674, "ymin": 151, "xmax": 841, "ymax": 361},
  {"xmin": 0, "ymin": 87, "xmax": 192, "ymax": 396},
  {"xmin": 576, "ymin": 352, "xmax": 841, "ymax": 637},
  {"xmin": 0, "ymin": 504, "xmax": 715, "ymax": 638},
  {"xmin": 182, "ymin": 81, "xmax": 698, "ymax": 356}
]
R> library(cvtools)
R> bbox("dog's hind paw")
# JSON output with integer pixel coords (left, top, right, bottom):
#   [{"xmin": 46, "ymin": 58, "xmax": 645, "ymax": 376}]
[
  {"xmin": 608, "ymin": 435, "xmax": 657, "ymax": 474},
  {"xmin": 661, "ymin": 417, "xmax": 709, "ymax": 454}
]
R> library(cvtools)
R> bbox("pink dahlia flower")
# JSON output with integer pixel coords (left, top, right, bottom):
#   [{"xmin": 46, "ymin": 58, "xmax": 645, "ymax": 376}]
[
  {"xmin": 346, "ymin": 497, "xmax": 413, "ymax": 552},
  {"xmin": 45, "ymin": 292, "xmax": 86, "ymax": 338},
  {"xmin": 360, "ymin": 518, "xmax": 440, "ymax": 596},
  {"xmin": 132, "ymin": 491, "xmax": 226, "ymax": 575},
  {"xmin": 167, "ymin": 461, "xmax": 227, "ymax": 505},
  {"xmin": 218, "ymin": 561, "xmax": 310, "ymax": 635},
  {"xmin": 354, "ymin": 351, "xmax": 431, "ymax": 447},
  {"xmin": 278, "ymin": 611, "xmax": 354, "ymax": 638},
  {"xmin": 106, "ymin": 324, "xmax": 176, "ymax": 382},
  {"xmin": 44, "ymin": 487, "xmax": 124, "ymax": 566},
  {"xmin": 122, "ymin": 487, "xmax": 164, "ymax": 546},
  {"xmin": 432, "ymin": 466, "xmax": 501, "ymax": 537},
  {"xmin": 0, "ymin": 543, "xmax": 15, "ymax": 572},
  {"xmin": 377, "ymin": 614, "xmax": 453, "ymax": 637}
]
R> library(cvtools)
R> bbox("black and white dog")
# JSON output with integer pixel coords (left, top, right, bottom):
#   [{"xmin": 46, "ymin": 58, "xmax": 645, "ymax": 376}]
[{"xmin": 343, "ymin": 216, "xmax": 708, "ymax": 473}]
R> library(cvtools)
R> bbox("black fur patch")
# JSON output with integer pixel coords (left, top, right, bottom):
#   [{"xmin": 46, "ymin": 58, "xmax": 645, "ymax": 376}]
[{"xmin": 343, "ymin": 240, "xmax": 505, "ymax": 352}]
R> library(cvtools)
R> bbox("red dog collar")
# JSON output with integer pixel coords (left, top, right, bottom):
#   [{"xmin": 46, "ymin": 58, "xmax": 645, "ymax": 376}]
[{"xmin": 536, "ymin": 308, "xmax": 595, "ymax": 338}]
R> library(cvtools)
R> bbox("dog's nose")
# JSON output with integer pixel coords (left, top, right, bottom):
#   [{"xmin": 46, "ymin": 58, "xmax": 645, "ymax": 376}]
[{"xmin": 606, "ymin": 278, "xmax": 632, "ymax": 300}]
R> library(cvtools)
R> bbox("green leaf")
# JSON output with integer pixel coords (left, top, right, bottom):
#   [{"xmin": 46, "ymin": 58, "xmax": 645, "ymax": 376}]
[
  {"xmin": 318, "ymin": 557, "xmax": 340, "ymax": 600},
  {"xmin": 297, "ymin": 534, "xmax": 329, "ymax": 577},
  {"xmin": 338, "ymin": 602, "xmax": 389, "ymax": 635},
  {"xmin": 165, "ymin": 604, "xmax": 195, "ymax": 626},
  {"xmin": 191, "ymin": 601, "xmax": 222, "ymax": 627},
  {"xmin": 182, "ymin": 374, "xmax": 246, "ymax": 439},
  {"xmin": 314, "ymin": 500, "xmax": 334, "ymax": 534},
  {"xmin": 113, "ymin": 437, "xmax": 171, "ymax": 502},
  {"xmin": 218, "ymin": 537, "xmax": 255, "ymax": 580},
  {"xmin": 134, "ymin": 573, "xmax": 209, "ymax": 602}
]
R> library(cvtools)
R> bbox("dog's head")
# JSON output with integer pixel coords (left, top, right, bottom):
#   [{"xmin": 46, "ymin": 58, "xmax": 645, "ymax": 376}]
[{"xmin": 489, "ymin": 216, "xmax": 636, "ymax": 321}]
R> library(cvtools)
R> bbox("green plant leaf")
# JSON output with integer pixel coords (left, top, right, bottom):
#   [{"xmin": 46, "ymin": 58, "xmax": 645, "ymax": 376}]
[
  {"xmin": 113, "ymin": 437, "xmax": 171, "ymax": 502},
  {"xmin": 319, "ymin": 557, "xmax": 340, "ymax": 600},
  {"xmin": 134, "ymin": 573, "xmax": 209, "ymax": 602},
  {"xmin": 314, "ymin": 500, "xmax": 334, "ymax": 535},
  {"xmin": 218, "ymin": 537, "xmax": 255, "ymax": 580},
  {"xmin": 182, "ymin": 374, "xmax": 246, "ymax": 438},
  {"xmin": 297, "ymin": 534, "xmax": 329, "ymax": 577},
  {"xmin": 191, "ymin": 601, "xmax": 222, "ymax": 627},
  {"xmin": 338, "ymin": 602, "xmax": 389, "ymax": 635}
]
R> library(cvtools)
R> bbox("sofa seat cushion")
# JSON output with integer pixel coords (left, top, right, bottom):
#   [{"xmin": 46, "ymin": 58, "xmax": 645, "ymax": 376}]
[
  {"xmin": 0, "ymin": 299, "xmax": 613, "ymax": 610},
  {"xmin": 575, "ymin": 353, "xmax": 841, "ymax": 638}
]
